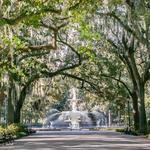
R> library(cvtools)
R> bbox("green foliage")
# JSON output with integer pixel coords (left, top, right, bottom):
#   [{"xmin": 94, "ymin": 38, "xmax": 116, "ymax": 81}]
[
  {"xmin": 6, "ymin": 124, "xmax": 19, "ymax": 135},
  {"xmin": 52, "ymin": 93, "xmax": 68, "ymax": 111},
  {"xmin": 2, "ymin": 0, "xmax": 11, "ymax": 6},
  {"xmin": 0, "ymin": 126, "xmax": 5, "ymax": 135},
  {"xmin": 0, "ymin": 19, "xmax": 7, "ymax": 26},
  {"xmin": 79, "ymin": 25, "xmax": 100, "ymax": 41},
  {"xmin": 108, "ymin": 0, "xmax": 124, "ymax": 6},
  {"xmin": 144, "ymin": 12, "xmax": 150, "ymax": 26},
  {"xmin": 0, "ymin": 124, "xmax": 28, "ymax": 137},
  {"xmin": 115, "ymin": 128, "xmax": 125, "ymax": 132},
  {"xmin": 116, "ymin": 128, "xmax": 141, "ymax": 136},
  {"xmin": 24, "ymin": 15, "xmax": 41, "ymax": 28},
  {"xmin": 0, "ymin": 0, "xmax": 148, "ymax": 133}
]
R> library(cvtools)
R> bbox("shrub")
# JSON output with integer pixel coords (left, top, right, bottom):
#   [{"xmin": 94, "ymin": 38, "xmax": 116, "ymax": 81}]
[
  {"xmin": 116, "ymin": 128, "xmax": 125, "ymax": 132},
  {"xmin": 147, "ymin": 125, "xmax": 150, "ymax": 134},
  {"xmin": 0, "ymin": 123, "xmax": 33, "ymax": 139},
  {"xmin": 0, "ymin": 126, "xmax": 5, "ymax": 135},
  {"xmin": 116, "ymin": 128, "xmax": 140, "ymax": 136},
  {"xmin": 14, "ymin": 124, "xmax": 28, "ymax": 132},
  {"xmin": 7, "ymin": 124, "xmax": 19, "ymax": 135}
]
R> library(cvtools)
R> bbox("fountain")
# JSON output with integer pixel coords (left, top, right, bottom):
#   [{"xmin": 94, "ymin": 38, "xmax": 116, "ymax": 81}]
[
  {"xmin": 64, "ymin": 87, "xmax": 81, "ymax": 129},
  {"xmin": 69, "ymin": 87, "xmax": 79, "ymax": 111},
  {"xmin": 43, "ymin": 87, "xmax": 107, "ymax": 130}
]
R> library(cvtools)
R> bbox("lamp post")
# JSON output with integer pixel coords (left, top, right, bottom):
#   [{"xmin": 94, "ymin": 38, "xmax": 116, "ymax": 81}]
[
  {"xmin": 108, "ymin": 109, "xmax": 111, "ymax": 127},
  {"xmin": 127, "ymin": 96, "xmax": 131, "ymax": 128},
  {"xmin": 118, "ymin": 106, "xmax": 121, "ymax": 126}
]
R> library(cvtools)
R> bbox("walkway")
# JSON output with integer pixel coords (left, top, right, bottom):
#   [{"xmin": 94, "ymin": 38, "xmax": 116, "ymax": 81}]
[{"xmin": 0, "ymin": 130, "xmax": 150, "ymax": 150}]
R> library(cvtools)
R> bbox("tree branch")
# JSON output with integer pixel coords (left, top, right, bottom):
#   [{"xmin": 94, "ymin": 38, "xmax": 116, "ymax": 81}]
[
  {"xmin": 42, "ymin": 63, "xmax": 81, "ymax": 78},
  {"xmin": 0, "ymin": 7, "xmax": 61, "ymax": 26},
  {"xmin": 18, "ymin": 50, "xmax": 50, "ymax": 62},
  {"xmin": 101, "ymin": 73, "xmax": 132, "ymax": 96},
  {"xmin": 97, "ymin": 12, "xmax": 140, "ymax": 43},
  {"xmin": 58, "ymin": 37, "xmax": 81, "ymax": 63},
  {"xmin": 21, "ymin": 43, "xmax": 56, "ymax": 52},
  {"xmin": 60, "ymin": 72, "xmax": 99, "ymax": 91},
  {"xmin": 143, "ymin": 61, "xmax": 150, "ymax": 83}
]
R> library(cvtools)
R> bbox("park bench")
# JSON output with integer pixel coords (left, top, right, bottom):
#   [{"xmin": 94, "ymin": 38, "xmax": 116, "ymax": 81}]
[{"xmin": 0, "ymin": 133, "xmax": 14, "ymax": 145}]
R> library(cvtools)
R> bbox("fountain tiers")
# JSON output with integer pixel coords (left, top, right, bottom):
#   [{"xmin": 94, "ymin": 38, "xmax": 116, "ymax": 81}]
[{"xmin": 43, "ymin": 88, "xmax": 107, "ymax": 130}]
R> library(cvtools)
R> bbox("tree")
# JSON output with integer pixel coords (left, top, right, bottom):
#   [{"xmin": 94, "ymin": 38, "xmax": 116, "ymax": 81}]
[
  {"xmin": 94, "ymin": 0, "xmax": 150, "ymax": 133},
  {"xmin": 59, "ymin": 0, "xmax": 149, "ymax": 132},
  {"xmin": 0, "ymin": 0, "xmax": 104, "ymax": 124}
]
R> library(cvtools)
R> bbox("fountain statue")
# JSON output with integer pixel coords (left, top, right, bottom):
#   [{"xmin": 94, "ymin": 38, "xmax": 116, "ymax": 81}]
[
  {"xmin": 69, "ymin": 87, "xmax": 79, "ymax": 111},
  {"xmin": 43, "ymin": 87, "xmax": 107, "ymax": 130},
  {"xmin": 65, "ymin": 87, "xmax": 81, "ymax": 129}
]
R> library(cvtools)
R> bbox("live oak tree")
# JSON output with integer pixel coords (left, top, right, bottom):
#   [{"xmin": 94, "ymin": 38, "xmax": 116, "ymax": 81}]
[
  {"xmin": 61, "ymin": 39, "xmax": 128, "ymax": 123},
  {"xmin": 1, "ymin": 0, "xmax": 149, "ymax": 135},
  {"xmin": 0, "ymin": 0, "xmax": 85, "ymax": 123},
  {"xmin": 0, "ymin": 0, "xmax": 61, "ymax": 123},
  {"xmin": 63, "ymin": 0, "xmax": 150, "ymax": 133},
  {"xmin": 94, "ymin": 0, "xmax": 150, "ymax": 133}
]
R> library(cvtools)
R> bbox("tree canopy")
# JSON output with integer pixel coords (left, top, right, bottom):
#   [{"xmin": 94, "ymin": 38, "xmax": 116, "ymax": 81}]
[{"xmin": 0, "ymin": 0, "xmax": 150, "ymax": 134}]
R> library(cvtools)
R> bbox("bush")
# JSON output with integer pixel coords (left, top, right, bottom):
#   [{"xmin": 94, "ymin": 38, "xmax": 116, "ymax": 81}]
[
  {"xmin": 147, "ymin": 120, "xmax": 150, "ymax": 126},
  {"xmin": 0, "ymin": 126, "xmax": 5, "ymax": 135},
  {"xmin": 116, "ymin": 128, "xmax": 140, "ymax": 136},
  {"xmin": 147, "ymin": 125, "xmax": 150, "ymax": 134},
  {"xmin": 7, "ymin": 124, "xmax": 19, "ymax": 135},
  {"xmin": 0, "ymin": 123, "xmax": 34, "ymax": 139},
  {"xmin": 15, "ymin": 124, "xmax": 28, "ymax": 132},
  {"xmin": 116, "ymin": 128, "xmax": 125, "ymax": 133}
]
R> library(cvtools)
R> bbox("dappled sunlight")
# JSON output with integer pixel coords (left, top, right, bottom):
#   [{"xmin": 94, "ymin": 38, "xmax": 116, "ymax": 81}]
[
  {"xmin": 1, "ymin": 131, "xmax": 150, "ymax": 150},
  {"xmin": 0, "ymin": 1, "xmax": 150, "ymax": 150}
]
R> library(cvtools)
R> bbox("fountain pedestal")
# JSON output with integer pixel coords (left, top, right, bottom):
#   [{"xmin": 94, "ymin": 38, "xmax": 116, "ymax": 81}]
[
  {"xmin": 64, "ymin": 87, "xmax": 81, "ymax": 130},
  {"xmin": 43, "ymin": 87, "xmax": 108, "ymax": 130},
  {"xmin": 64, "ymin": 112, "xmax": 81, "ymax": 130}
]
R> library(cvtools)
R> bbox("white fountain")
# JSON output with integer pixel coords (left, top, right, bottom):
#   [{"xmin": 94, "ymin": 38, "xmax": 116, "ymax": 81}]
[
  {"xmin": 64, "ymin": 87, "xmax": 81, "ymax": 130},
  {"xmin": 69, "ymin": 87, "xmax": 79, "ymax": 111},
  {"xmin": 43, "ymin": 87, "xmax": 107, "ymax": 130}
]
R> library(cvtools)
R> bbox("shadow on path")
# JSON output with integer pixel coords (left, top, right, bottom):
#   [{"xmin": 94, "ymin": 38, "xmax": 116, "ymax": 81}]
[{"xmin": 0, "ymin": 130, "xmax": 150, "ymax": 150}]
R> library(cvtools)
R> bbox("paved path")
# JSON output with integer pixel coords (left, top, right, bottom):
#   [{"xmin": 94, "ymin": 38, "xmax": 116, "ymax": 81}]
[{"xmin": 0, "ymin": 130, "xmax": 150, "ymax": 150}]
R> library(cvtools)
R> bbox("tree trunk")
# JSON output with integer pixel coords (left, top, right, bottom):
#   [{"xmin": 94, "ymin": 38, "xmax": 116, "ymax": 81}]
[
  {"xmin": 14, "ymin": 86, "xmax": 27, "ymax": 123},
  {"xmin": 0, "ymin": 105, "xmax": 2, "ymax": 124},
  {"xmin": 128, "ymin": 54, "xmax": 147, "ymax": 134},
  {"xmin": 14, "ymin": 106, "xmax": 21, "ymax": 123},
  {"xmin": 138, "ymin": 82, "xmax": 147, "ymax": 134},
  {"xmin": 0, "ymin": 91, "xmax": 6, "ymax": 124},
  {"xmin": 0, "ymin": 97, "xmax": 3, "ymax": 124},
  {"xmin": 131, "ymin": 90, "xmax": 140, "ymax": 131},
  {"xmin": 7, "ymin": 87, "xmax": 14, "ymax": 124}
]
